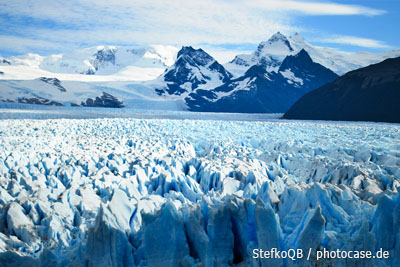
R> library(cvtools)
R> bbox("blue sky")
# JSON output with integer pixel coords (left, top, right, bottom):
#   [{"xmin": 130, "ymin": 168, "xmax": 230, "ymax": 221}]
[{"xmin": 0, "ymin": 0, "xmax": 398, "ymax": 62}]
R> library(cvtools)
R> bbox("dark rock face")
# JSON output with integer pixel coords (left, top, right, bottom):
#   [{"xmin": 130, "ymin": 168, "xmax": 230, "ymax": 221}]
[
  {"xmin": 39, "ymin": 77, "xmax": 66, "ymax": 92},
  {"xmin": 156, "ymin": 46, "xmax": 232, "ymax": 96},
  {"xmin": 83, "ymin": 69, "xmax": 95, "ymax": 75},
  {"xmin": 283, "ymin": 56, "xmax": 400, "ymax": 123},
  {"xmin": 230, "ymin": 56, "xmax": 250, "ymax": 67},
  {"xmin": 186, "ymin": 50, "xmax": 338, "ymax": 113},
  {"xmin": 186, "ymin": 65, "xmax": 301, "ymax": 113},
  {"xmin": 81, "ymin": 92, "xmax": 124, "ymax": 108},
  {"xmin": 1, "ymin": 99, "xmax": 15, "ymax": 103},
  {"xmin": 1, "ymin": 59, "xmax": 11, "ymax": 65},
  {"xmin": 278, "ymin": 49, "xmax": 338, "ymax": 92},
  {"xmin": 91, "ymin": 48, "xmax": 116, "ymax": 72},
  {"xmin": 17, "ymin": 96, "xmax": 64, "ymax": 106}
]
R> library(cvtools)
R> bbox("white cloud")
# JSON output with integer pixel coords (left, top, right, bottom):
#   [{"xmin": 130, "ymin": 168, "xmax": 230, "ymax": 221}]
[
  {"xmin": 199, "ymin": 45, "xmax": 255, "ymax": 64},
  {"xmin": 0, "ymin": 35, "xmax": 66, "ymax": 54},
  {"xmin": 322, "ymin": 36, "xmax": 390, "ymax": 49},
  {"xmin": 0, "ymin": 0, "xmax": 387, "ymax": 55},
  {"xmin": 248, "ymin": 0, "xmax": 385, "ymax": 16},
  {"xmin": 0, "ymin": 0, "xmax": 293, "ymax": 53}
]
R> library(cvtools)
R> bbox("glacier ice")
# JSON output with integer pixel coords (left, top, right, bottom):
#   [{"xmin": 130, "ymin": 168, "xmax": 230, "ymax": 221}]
[{"xmin": 0, "ymin": 116, "xmax": 399, "ymax": 266}]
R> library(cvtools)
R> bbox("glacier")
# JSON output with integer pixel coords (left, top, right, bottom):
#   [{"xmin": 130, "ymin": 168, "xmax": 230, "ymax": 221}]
[{"xmin": 0, "ymin": 113, "xmax": 399, "ymax": 266}]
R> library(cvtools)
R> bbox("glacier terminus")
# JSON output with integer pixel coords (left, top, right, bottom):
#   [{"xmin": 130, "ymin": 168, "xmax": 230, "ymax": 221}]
[{"xmin": 0, "ymin": 113, "xmax": 399, "ymax": 266}]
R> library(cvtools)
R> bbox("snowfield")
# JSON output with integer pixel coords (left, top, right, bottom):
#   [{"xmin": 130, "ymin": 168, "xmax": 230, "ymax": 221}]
[{"xmin": 0, "ymin": 115, "xmax": 399, "ymax": 266}]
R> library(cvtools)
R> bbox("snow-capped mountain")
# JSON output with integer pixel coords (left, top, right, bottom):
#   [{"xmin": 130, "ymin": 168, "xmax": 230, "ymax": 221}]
[
  {"xmin": 225, "ymin": 32, "xmax": 293, "ymax": 76},
  {"xmin": 186, "ymin": 49, "xmax": 338, "ymax": 113},
  {"xmin": 4, "ymin": 53, "xmax": 43, "ymax": 67},
  {"xmin": 39, "ymin": 45, "xmax": 178, "ymax": 75},
  {"xmin": 0, "ymin": 77, "xmax": 184, "ymax": 110},
  {"xmin": 1, "ymin": 33, "xmax": 400, "ymax": 113},
  {"xmin": 278, "ymin": 49, "xmax": 339, "ymax": 91},
  {"xmin": 1, "ymin": 45, "xmax": 178, "ymax": 79},
  {"xmin": 0, "ymin": 77, "xmax": 124, "ymax": 108},
  {"xmin": 155, "ymin": 46, "xmax": 232, "ymax": 96},
  {"xmin": 225, "ymin": 32, "xmax": 400, "ymax": 76}
]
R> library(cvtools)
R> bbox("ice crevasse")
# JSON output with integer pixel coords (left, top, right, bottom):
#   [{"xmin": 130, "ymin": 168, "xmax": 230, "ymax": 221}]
[{"xmin": 0, "ymin": 118, "xmax": 399, "ymax": 266}]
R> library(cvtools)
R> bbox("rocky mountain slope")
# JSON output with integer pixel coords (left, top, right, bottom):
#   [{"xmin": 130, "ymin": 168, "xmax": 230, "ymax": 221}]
[
  {"xmin": 186, "ymin": 49, "xmax": 338, "ymax": 113},
  {"xmin": 283, "ymin": 56, "xmax": 400, "ymax": 123},
  {"xmin": 155, "ymin": 46, "xmax": 232, "ymax": 96}
]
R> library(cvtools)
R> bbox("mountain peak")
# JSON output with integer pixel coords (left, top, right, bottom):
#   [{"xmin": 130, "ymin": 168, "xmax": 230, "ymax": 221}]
[
  {"xmin": 249, "ymin": 31, "xmax": 294, "ymax": 68},
  {"xmin": 157, "ymin": 46, "xmax": 231, "ymax": 96},
  {"xmin": 280, "ymin": 49, "xmax": 313, "ymax": 66},
  {"xmin": 295, "ymin": 49, "xmax": 312, "ymax": 61},
  {"xmin": 268, "ymin": 32, "xmax": 287, "ymax": 42},
  {"xmin": 175, "ymin": 46, "xmax": 214, "ymax": 68},
  {"xmin": 177, "ymin": 46, "xmax": 197, "ymax": 58},
  {"xmin": 278, "ymin": 48, "xmax": 338, "ymax": 93},
  {"xmin": 288, "ymin": 33, "xmax": 307, "ymax": 50},
  {"xmin": 176, "ymin": 46, "xmax": 210, "ymax": 59},
  {"xmin": 263, "ymin": 32, "xmax": 294, "ymax": 52},
  {"xmin": 279, "ymin": 49, "xmax": 314, "ymax": 72}
]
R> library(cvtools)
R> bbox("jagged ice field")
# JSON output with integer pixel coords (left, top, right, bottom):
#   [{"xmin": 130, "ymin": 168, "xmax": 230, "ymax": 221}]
[{"xmin": 0, "ymin": 115, "xmax": 399, "ymax": 266}]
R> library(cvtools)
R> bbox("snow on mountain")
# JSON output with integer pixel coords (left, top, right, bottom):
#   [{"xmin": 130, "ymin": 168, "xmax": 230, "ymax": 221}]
[
  {"xmin": 287, "ymin": 33, "xmax": 400, "ymax": 76},
  {"xmin": 0, "ymin": 78, "xmax": 116, "ymax": 107},
  {"xmin": 0, "ymin": 45, "xmax": 179, "ymax": 81},
  {"xmin": 155, "ymin": 46, "xmax": 232, "ymax": 96},
  {"xmin": 0, "ymin": 48, "xmax": 339, "ymax": 113},
  {"xmin": 225, "ymin": 32, "xmax": 291, "ymax": 77},
  {"xmin": 225, "ymin": 32, "xmax": 400, "ymax": 76},
  {"xmin": 278, "ymin": 49, "xmax": 339, "ymax": 90},
  {"xmin": 1, "ymin": 36, "xmax": 400, "ymax": 112},
  {"xmin": 186, "ymin": 49, "xmax": 338, "ymax": 113},
  {"xmin": 39, "ymin": 45, "xmax": 178, "ymax": 75},
  {"xmin": 0, "ymin": 64, "xmax": 167, "ymax": 82},
  {"xmin": 0, "ymin": 116, "xmax": 399, "ymax": 265},
  {"xmin": 0, "ymin": 78, "xmax": 185, "ymax": 110},
  {"xmin": 5, "ymin": 53, "xmax": 44, "ymax": 67}
]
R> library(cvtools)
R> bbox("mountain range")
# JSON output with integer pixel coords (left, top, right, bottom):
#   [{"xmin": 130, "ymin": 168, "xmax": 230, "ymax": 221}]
[
  {"xmin": 186, "ymin": 49, "xmax": 338, "ymax": 113},
  {"xmin": 224, "ymin": 32, "xmax": 400, "ymax": 76},
  {"xmin": 0, "ymin": 45, "xmax": 178, "ymax": 76},
  {"xmin": 1, "ymin": 32, "xmax": 399, "ymax": 113}
]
